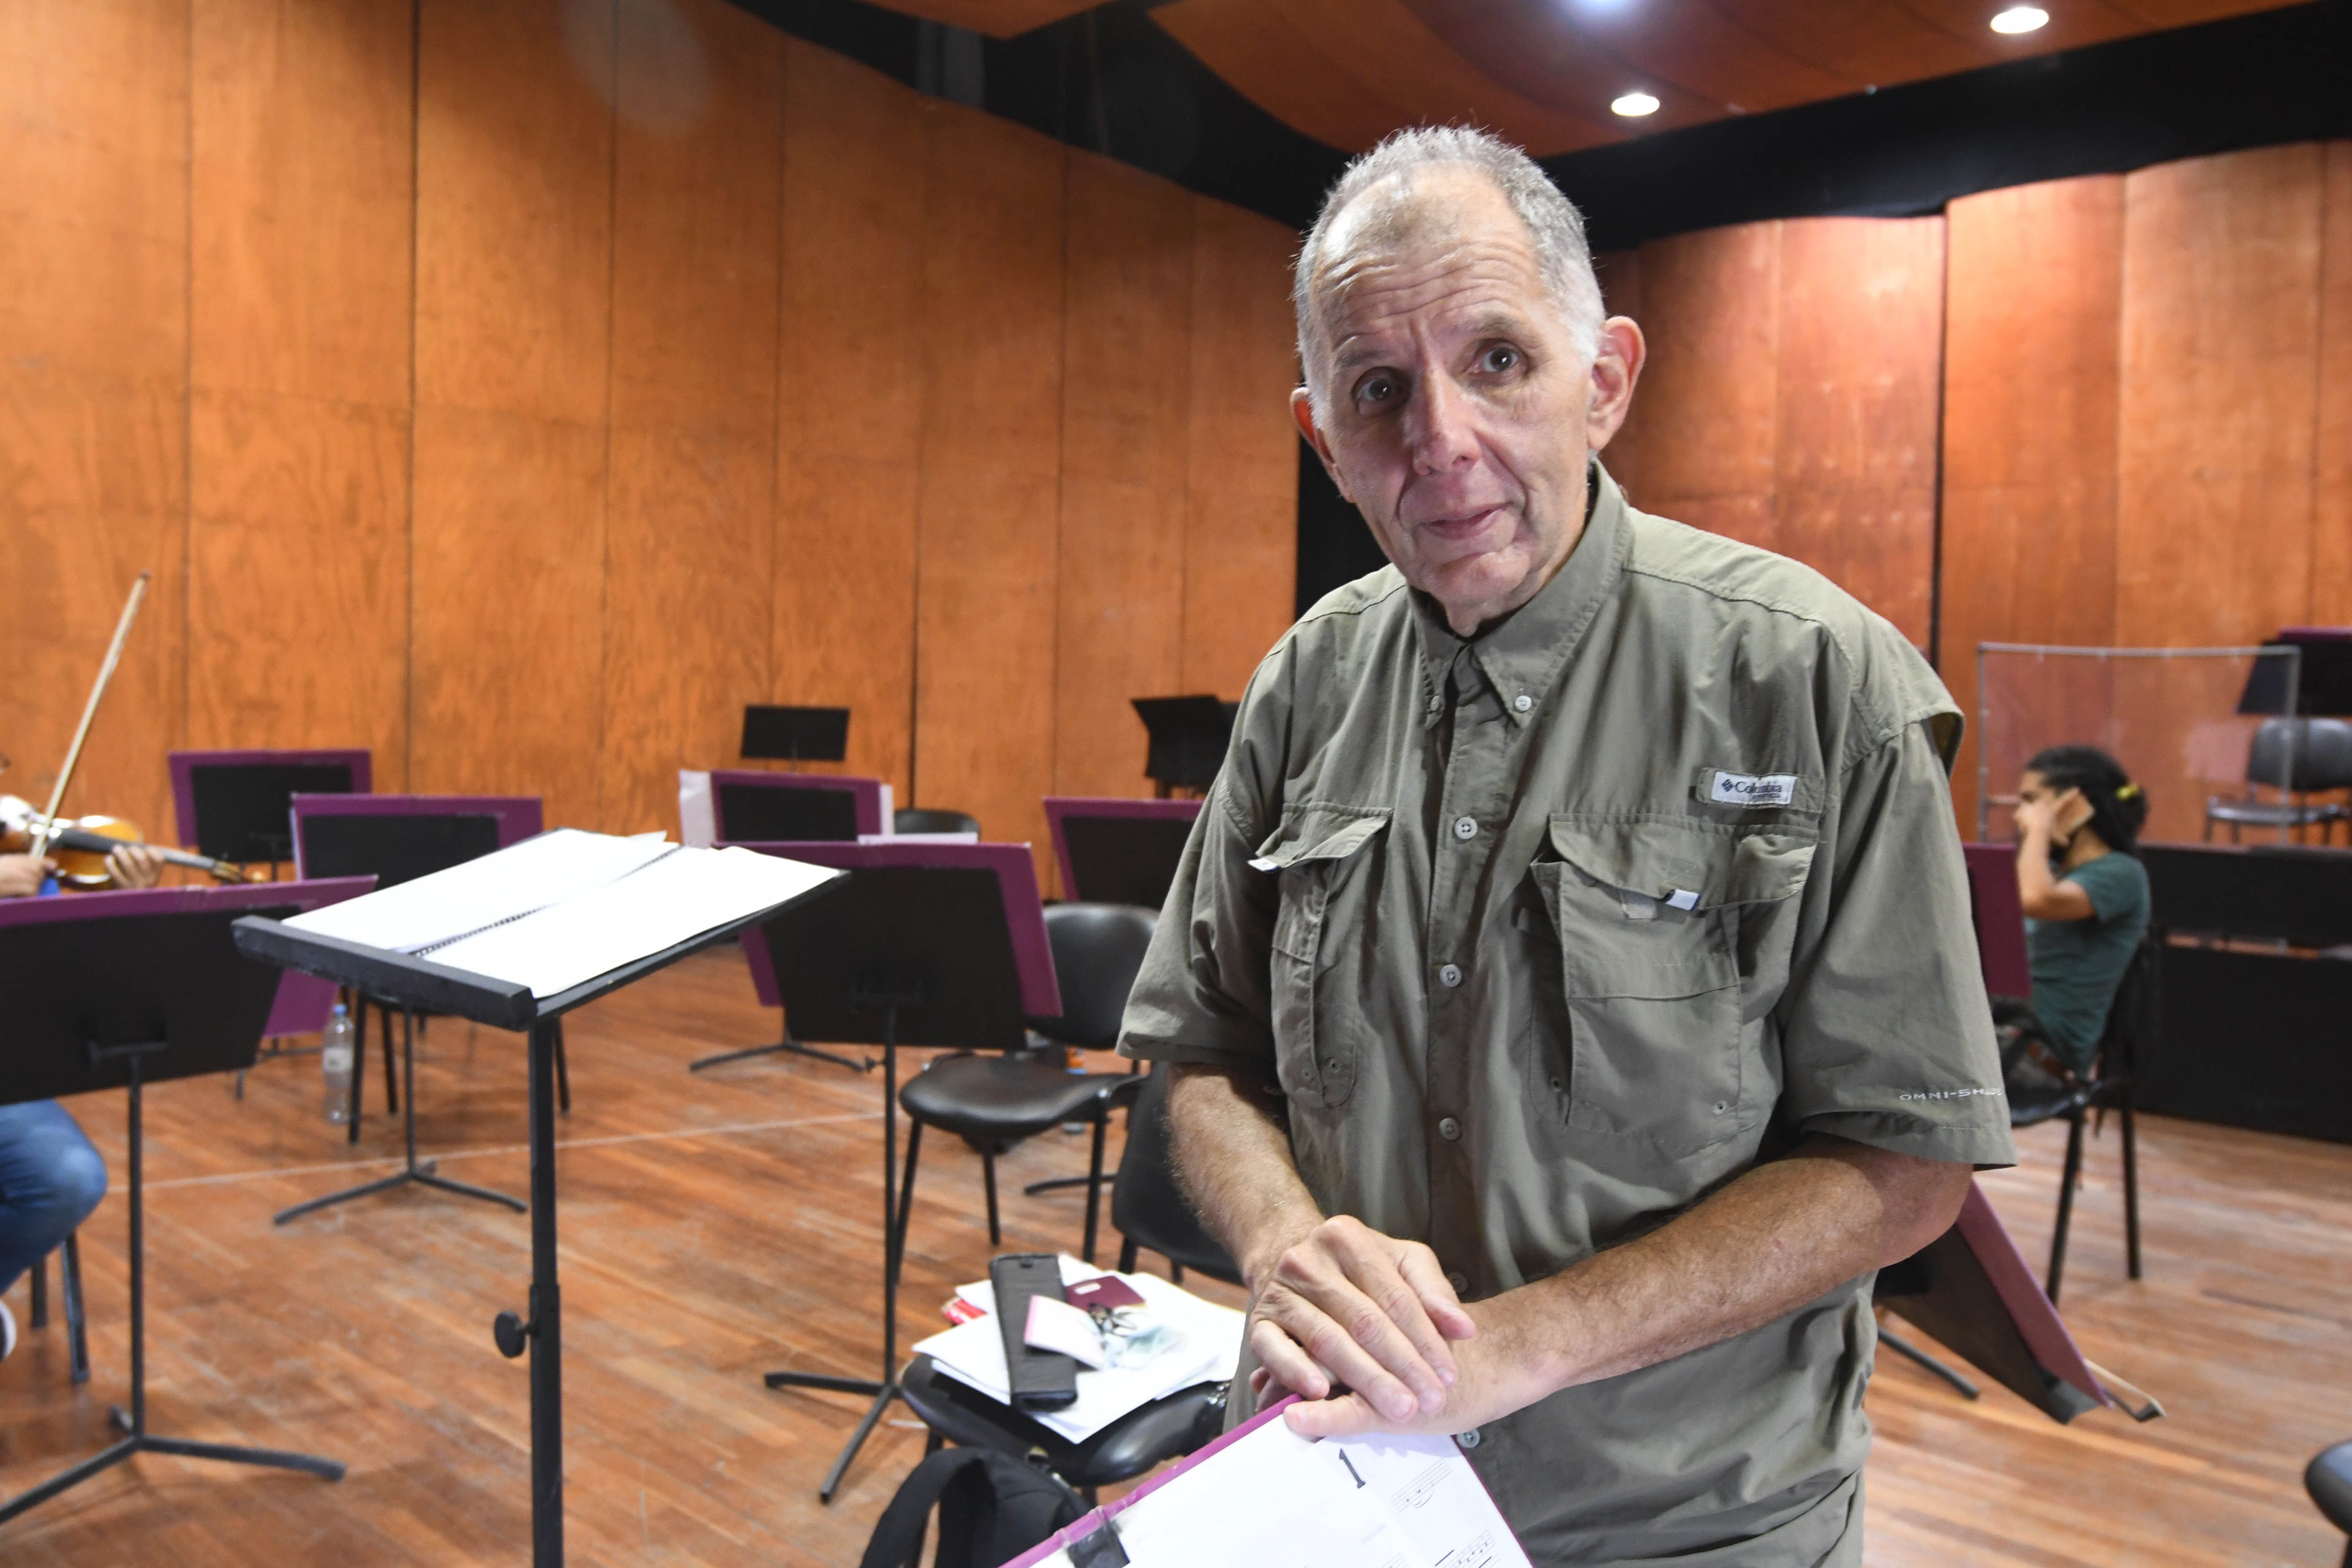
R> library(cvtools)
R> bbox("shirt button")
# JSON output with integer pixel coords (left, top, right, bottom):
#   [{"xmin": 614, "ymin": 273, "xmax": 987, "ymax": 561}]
[
  {"xmin": 1446, "ymin": 1270, "xmax": 1468, "ymax": 1294},
  {"xmin": 1438, "ymin": 1116, "xmax": 1462, "ymax": 1141},
  {"xmin": 1427, "ymin": 694, "xmax": 1441, "ymax": 714},
  {"xmin": 1456, "ymin": 1427, "xmax": 1482, "ymax": 1450},
  {"xmin": 1452, "ymin": 815, "xmax": 1477, "ymax": 841},
  {"xmin": 1438, "ymin": 963, "xmax": 1462, "ymax": 987},
  {"xmin": 1513, "ymin": 693, "xmax": 1533, "ymax": 713}
]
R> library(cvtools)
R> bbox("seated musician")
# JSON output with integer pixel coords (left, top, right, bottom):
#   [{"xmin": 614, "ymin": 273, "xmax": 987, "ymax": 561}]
[
  {"xmin": 2000, "ymin": 745, "xmax": 2152, "ymax": 1094},
  {"xmin": 0, "ymin": 837, "xmax": 162, "ymax": 1362},
  {"xmin": 1120, "ymin": 127, "xmax": 2011, "ymax": 1565}
]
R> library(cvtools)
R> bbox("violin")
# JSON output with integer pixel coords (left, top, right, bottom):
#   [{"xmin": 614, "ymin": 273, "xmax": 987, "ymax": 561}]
[{"xmin": 0, "ymin": 795, "xmax": 259, "ymax": 888}]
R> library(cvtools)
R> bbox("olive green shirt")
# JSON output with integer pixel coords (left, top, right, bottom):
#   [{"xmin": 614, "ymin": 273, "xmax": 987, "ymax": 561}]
[{"xmin": 1119, "ymin": 465, "xmax": 2014, "ymax": 1567}]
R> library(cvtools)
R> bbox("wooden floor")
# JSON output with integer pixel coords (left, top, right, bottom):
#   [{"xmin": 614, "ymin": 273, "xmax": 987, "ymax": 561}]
[{"xmin": 0, "ymin": 945, "xmax": 2344, "ymax": 1566}]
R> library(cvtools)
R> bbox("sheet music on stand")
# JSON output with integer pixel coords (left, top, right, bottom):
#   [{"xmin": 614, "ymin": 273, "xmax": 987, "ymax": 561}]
[
  {"xmin": 1011, "ymin": 1397, "xmax": 1532, "ymax": 1568},
  {"xmin": 279, "ymin": 827, "xmax": 832, "ymax": 999}
]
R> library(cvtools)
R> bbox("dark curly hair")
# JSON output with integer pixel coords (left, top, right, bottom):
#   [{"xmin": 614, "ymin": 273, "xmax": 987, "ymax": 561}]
[{"xmin": 2025, "ymin": 744, "xmax": 2148, "ymax": 857}]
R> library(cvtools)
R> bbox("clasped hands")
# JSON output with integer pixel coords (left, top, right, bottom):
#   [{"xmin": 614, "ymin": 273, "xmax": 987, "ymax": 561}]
[{"xmin": 1245, "ymin": 1214, "xmax": 1543, "ymax": 1441}]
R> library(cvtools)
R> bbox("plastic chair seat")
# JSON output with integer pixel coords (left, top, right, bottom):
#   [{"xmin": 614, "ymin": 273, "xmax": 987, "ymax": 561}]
[
  {"xmin": 899, "ymin": 1054, "xmax": 1129, "ymax": 1143},
  {"xmin": 900, "ymin": 1352, "xmax": 1225, "ymax": 1490},
  {"xmin": 2005, "ymin": 1082, "xmax": 2089, "ymax": 1130},
  {"xmin": 2311, "ymin": 1440, "xmax": 2352, "ymax": 1535},
  {"xmin": 2205, "ymin": 798, "xmax": 2348, "ymax": 827}
]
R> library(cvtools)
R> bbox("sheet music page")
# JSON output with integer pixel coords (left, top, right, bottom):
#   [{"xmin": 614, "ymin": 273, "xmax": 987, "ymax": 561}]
[
  {"xmin": 1036, "ymin": 1415, "xmax": 1530, "ymax": 1568},
  {"xmin": 426, "ymin": 844, "xmax": 836, "ymax": 997},
  {"xmin": 283, "ymin": 828, "xmax": 675, "ymax": 954}
]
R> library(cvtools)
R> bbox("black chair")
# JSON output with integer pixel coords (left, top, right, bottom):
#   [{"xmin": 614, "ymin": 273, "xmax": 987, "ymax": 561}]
[
  {"xmin": 894, "ymin": 807, "xmax": 981, "ymax": 836},
  {"xmin": 897, "ymin": 1353, "xmax": 1225, "ymax": 1509},
  {"xmin": 1113, "ymin": 1064, "xmax": 1240, "ymax": 1286},
  {"xmin": 2308, "ymin": 1439, "xmax": 2352, "ymax": 1568},
  {"xmin": 896, "ymin": 904, "xmax": 1155, "ymax": 1264},
  {"xmin": 895, "ymin": 1049, "xmax": 1236, "ymax": 1509},
  {"xmin": 2008, "ymin": 933, "xmax": 2156, "ymax": 1302},
  {"xmin": 22, "ymin": 1233, "xmax": 90, "ymax": 1384},
  {"xmin": 2205, "ymin": 717, "xmax": 2352, "ymax": 844}
]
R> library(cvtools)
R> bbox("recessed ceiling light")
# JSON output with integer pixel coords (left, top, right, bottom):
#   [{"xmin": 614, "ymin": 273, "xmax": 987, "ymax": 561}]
[
  {"xmin": 1990, "ymin": 6, "xmax": 2049, "ymax": 33},
  {"xmin": 1612, "ymin": 91, "xmax": 1660, "ymax": 117}
]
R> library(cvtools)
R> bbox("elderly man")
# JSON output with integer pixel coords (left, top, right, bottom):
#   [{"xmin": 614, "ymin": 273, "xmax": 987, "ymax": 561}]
[{"xmin": 1118, "ymin": 127, "xmax": 2012, "ymax": 1565}]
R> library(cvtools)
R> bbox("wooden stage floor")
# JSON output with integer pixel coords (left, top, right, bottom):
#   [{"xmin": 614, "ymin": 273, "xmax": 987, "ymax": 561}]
[{"xmin": 1, "ymin": 945, "xmax": 2344, "ymax": 1565}]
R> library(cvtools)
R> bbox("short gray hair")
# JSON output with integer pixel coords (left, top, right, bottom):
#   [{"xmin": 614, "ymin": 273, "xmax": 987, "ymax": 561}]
[{"xmin": 1293, "ymin": 127, "xmax": 1605, "ymax": 415}]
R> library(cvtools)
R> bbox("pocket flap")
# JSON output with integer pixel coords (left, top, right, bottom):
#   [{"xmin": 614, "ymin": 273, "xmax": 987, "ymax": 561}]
[
  {"xmin": 1546, "ymin": 815, "xmax": 1814, "ymax": 908},
  {"xmin": 1253, "ymin": 805, "xmax": 1390, "ymax": 871}
]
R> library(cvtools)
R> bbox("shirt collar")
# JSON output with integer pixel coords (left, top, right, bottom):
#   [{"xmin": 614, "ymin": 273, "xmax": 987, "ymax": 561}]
[{"xmin": 1412, "ymin": 461, "xmax": 1631, "ymax": 728}]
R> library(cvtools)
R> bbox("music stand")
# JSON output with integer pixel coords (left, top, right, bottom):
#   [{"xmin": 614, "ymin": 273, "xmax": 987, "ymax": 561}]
[
  {"xmin": 685, "ymin": 774, "xmax": 890, "ymax": 1075},
  {"xmin": 1044, "ymin": 796, "xmax": 1201, "ymax": 908},
  {"xmin": 276, "ymin": 794, "xmax": 546, "ymax": 1219},
  {"xmin": 1961, "ymin": 842, "xmax": 2031, "ymax": 998},
  {"xmin": 168, "ymin": 748, "xmax": 370, "ymax": 872},
  {"xmin": 1131, "ymin": 696, "xmax": 1234, "ymax": 798},
  {"xmin": 1875, "ymin": 1182, "xmax": 2159, "ymax": 1423},
  {"xmin": 741, "ymin": 705, "xmax": 850, "ymax": 764},
  {"xmin": 232, "ymin": 856, "xmax": 839, "ymax": 1568},
  {"xmin": 0, "ymin": 877, "xmax": 373, "ymax": 1526},
  {"xmin": 738, "ymin": 840, "xmax": 1059, "ymax": 1503}
]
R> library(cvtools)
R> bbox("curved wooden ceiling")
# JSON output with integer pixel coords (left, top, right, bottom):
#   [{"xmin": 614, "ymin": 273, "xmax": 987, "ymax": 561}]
[{"xmin": 875, "ymin": 0, "xmax": 2297, "ymax": 155}]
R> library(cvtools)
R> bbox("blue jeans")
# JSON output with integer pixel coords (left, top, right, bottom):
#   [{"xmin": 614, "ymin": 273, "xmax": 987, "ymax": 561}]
[{"xmin": 0, "ymin": 1101, "xmax": 108, "ymax": 1296}]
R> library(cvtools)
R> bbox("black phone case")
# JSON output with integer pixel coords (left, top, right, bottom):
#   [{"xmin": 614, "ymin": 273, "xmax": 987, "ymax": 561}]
[{"xmin": 991, "ymin": 1253, "xmax": 1080, "ymax": 1410}]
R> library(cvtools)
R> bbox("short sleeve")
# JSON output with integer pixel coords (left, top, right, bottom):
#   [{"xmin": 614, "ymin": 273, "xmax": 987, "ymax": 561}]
[
  {"xmin": 1773, "ymin": 720, "xmax": 2017, "ymax": 1168},
  {"xmin": 2062, "ymin": 855, "xmax": 2144, "ymax": 924}
]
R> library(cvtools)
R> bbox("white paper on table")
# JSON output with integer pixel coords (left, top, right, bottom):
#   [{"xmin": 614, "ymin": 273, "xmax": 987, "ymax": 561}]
[
  {"xmin": 283, "ymin": 828, "xmax": 675, "ymax": 954},
  {"xmin": 427, "ymin": 844, "xmax": 838, "ymax": 998},
  {"xmin": 1029, "ymin": 1416, "xmax": 1531, "ymax": 1568},
  {"xmin": 915, "ymin": 1262, "xmax": 1242, "ymax": 1442}
]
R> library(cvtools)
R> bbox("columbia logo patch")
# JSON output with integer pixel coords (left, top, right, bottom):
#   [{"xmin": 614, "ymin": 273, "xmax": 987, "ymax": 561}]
[{"xmin": 1709, "ymin": 771, "xmax": 1797, "ymax": 808}]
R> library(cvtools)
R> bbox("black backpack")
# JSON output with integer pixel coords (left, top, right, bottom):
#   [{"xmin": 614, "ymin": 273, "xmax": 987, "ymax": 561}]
[{"xmin": 859, "ymin": 1447, "xmax": 1089, "ymax": 1568}]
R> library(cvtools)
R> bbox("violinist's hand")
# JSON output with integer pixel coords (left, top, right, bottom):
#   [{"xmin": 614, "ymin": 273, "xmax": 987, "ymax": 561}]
[
  {"xmin": 105, "ymin": 842, "xmax": 165, "ymax": 890},
  {"xmin": 0, "ymin": 852, "xmax": 56, "ymax": 899}
]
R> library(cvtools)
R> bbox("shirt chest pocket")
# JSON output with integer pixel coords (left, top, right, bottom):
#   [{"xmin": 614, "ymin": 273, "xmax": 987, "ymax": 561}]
[
  {"xmin": 1532, "ymin": 815, "xmax": 1814, "ymax": 1158},
  {"xmin": 1256, "ymin": 806, "xmax": 1390, "ymax": 1110}
]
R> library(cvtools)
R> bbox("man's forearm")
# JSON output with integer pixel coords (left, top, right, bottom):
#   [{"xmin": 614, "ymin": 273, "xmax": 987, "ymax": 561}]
[
  {"xmin": 1165, "ymin": 1062, "xmax": 1323, "ymax": 1285},
  {"xmin": 1494, "ymin": 1136, "xmax": 1971, "ymax": 1398}
]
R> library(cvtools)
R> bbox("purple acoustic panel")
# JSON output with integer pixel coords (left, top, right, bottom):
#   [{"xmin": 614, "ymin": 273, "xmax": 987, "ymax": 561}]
[
  {"xmin": 1962, "ymin": 842, "xmax": 2032, "ymax": 999},
  {"xmin": 708, "ymin": 770, "xmax": 885, "ymax": 840},
  {"xmin": 1042, "ymin": 796, "xmax": 1201, "ymax": 905},
  {"xmin": 286, "ymin": 793, "xmax": 544, "ymax": 878},
  {"xmin": 725, "ymin": 839, "xmax": 1059, "ymax": 1019},
  {"xmin": 0, "ymin": 877, "xmax": 376, "ymax": 1036},
  {"xmin": 167, "ymin": 748, "xmax": 372, "ymax": 852}
]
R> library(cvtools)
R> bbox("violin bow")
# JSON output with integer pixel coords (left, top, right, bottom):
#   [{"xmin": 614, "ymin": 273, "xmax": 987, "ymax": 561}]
[{"xmin": 31, "ymin": 571, "xmax": 151, "ymax": 861}]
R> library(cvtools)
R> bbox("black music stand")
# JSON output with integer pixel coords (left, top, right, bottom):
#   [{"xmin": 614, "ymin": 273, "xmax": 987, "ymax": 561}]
[
  {"xmin": 233, "ymin": 864, "xmax": 840, "ymax": 1568},
  {"xmin": 1131, "ymin": 696, "xmax": 1234, "ymax": 797},
  {"xmin": 1873, "ymin": 1183, "xmax": 2159, "ymax": 1424},
  {"xmin": 1046, "ymin": 798, "xmax": 1201, "ymax": 909},
  {"xmin": 0, "ymin": 883, "xmax": 367, "ymax": 1527},
  {"xmin": 277, "ymin": 803, "xmax": 528, "ymax": 1219},
  {"xmin": 754, "ymin": 854, "xmax": 1041, "ymax": 1503},
  {"xmin": 169, "ymin": 748, "xmax": 368, "ymax": 871},
  {"xmin": 741, "ymin": 705, "xmax": 850, "ymax": 764}
]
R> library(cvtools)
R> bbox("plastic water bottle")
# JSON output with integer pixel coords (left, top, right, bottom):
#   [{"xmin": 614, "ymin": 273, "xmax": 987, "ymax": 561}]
[{"xmin": 322, "ymin": 1004, "xmax": 355, "ymax": 1123}]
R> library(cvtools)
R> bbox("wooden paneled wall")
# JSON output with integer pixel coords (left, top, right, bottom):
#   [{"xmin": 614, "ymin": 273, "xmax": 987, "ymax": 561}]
[
  {"xmin": 1601, "ymin": 142, "xmax": 2352, "ymax": 832},
  {"xmin": 0, "ymin": 0, "xmax": 1300, "ymax": 876},
  {"xmin": 1599, "ymin": 215, "xmax": 1947, "ymax": 647}
]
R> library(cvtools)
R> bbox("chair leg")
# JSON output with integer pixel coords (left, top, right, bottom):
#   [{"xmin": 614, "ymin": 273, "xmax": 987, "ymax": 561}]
[
  {"xmin": 347, "ymin": 998, "xmax": 367, "ymax": 1143},
  {"xmin": 554, "ymin": 1019, "xmax": 572, "ymax": 1115},
  {"xmin": 62, "ymin": 1230, "xmax": 88, "ymax": 1384},
  {"xmin": 982, "ymin": 1150, "xmax": 1001, "ymax": 1247},
  {"xmin": 1118, "ymin": 1237, "xmax": 1138, "ymax": 1274},
  {"xmin": 26, "ymin": 1249, "xmax": 45, "ymax": 1329},
  {"xmin": 1082, "ymin": 1114, "xmax": 1108, "ymax": 1265},
  {"xmin": 2048, "ymin": 1110, "xmax": 2086, "ymax": 1303},
  {"xmin": 2121, "ymin": 1095, "xmax": 2143, "ymax": 1281}
]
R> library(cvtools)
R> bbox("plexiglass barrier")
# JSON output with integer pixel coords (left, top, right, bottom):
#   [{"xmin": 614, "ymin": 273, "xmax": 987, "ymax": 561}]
[{"xmin": 1975, "ymin": 643, "xmax": 2302, "ymax": 844}]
